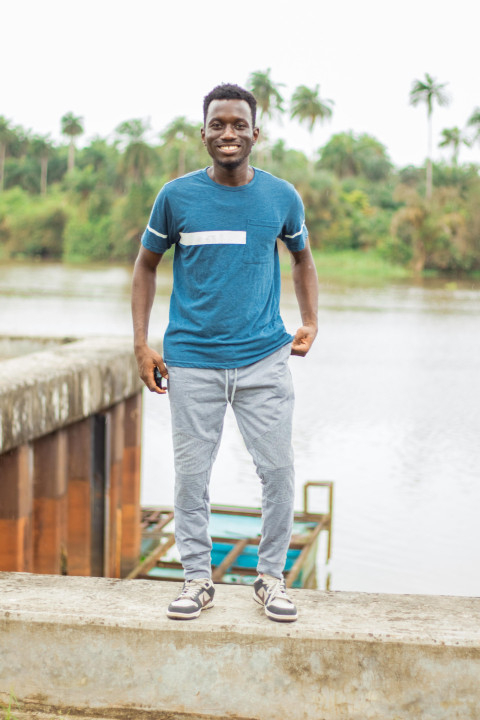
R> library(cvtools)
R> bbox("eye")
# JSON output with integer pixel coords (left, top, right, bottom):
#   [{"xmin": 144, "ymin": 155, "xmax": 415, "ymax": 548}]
[{"xmin": 210, "ymin": 121, "xmax": 222, "ymax": 129}]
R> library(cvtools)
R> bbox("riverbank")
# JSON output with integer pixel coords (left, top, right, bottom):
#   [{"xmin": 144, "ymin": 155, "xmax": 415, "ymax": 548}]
[
  {"xmin": 2, "ymin": 248, "xmax": 480, "ymax": 285},
  {"xmin": 284, "ymin": 248, "xmax": 480, "ymax": 284},
  {"xmin": 310, "ymin": 249, "xmax": 410, "ymax": 281}
]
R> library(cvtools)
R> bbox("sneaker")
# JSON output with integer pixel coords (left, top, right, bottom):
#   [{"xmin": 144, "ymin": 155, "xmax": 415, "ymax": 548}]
[
  {"xmin": 167, "ymin": 578, "xmax": 215, "ymax": 620},
  {"xmin": 253, "ymin": 574, "xmax": 298, "ymax": 622}
]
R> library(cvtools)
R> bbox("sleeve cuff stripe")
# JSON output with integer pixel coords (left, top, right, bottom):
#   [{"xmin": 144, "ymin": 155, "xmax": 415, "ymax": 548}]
[
  {"xmin": 147, "ymin": 225, "xmax": 168, "ymax": 238},
  {"xmin": 285, "ymin": 222, "xmax": 306, "ymax": 239}
]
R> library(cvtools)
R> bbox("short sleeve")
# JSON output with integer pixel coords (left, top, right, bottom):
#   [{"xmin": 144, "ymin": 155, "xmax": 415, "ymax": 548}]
[
  {"xmin": 280, "ymin": 186, "xmax": 308, "ymax": 252},
  {"xmin": 141, "ymin": 186, "xmax": 176, "ymax": 254}
]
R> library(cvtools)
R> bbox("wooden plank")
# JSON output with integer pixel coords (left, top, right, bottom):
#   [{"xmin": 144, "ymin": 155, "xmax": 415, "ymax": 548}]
[
  {"xmin": 285, "ymin": 520, "xmax": 327, "ymax": 588},
  {"xmin": 125, "ymin": 534, "xmax": 176, "ymax": 580},
  {"xmin": 212, "ymin": 538, "xmax": 249, "ymax": 582}
]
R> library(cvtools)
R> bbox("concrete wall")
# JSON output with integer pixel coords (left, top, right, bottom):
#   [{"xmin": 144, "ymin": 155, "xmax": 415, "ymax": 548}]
[
  {"xmin": 0, "ymin": 339, "xmax": 143, "ymax": 578},
  {"xmin": 1, "ymin": 572, "xmax": 479, "ymax": 720},
  {"xmin": 0, "ymin": 337, "xmax": 142, "ymax": 453}
]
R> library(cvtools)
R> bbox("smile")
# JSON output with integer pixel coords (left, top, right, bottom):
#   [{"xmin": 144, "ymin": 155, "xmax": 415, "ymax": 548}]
[{"xmin": 218, "ymin": 145, "xmax": 240, "ymax": 153}]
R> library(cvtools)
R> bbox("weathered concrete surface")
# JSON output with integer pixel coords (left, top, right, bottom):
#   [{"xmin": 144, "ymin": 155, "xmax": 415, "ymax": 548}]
[
  {"xmin": 1, "ymin": 573, "xmax": 479, "ymax": 720},
  {"xmin": 0, "ymin": 336, "xmax": 73, "ymax": 361},
  {"xmin": 0, "ymin": 338, "xmax": 142, "ymax": 453}
]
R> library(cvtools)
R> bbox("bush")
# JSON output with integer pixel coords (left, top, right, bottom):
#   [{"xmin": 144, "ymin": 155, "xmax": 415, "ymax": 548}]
[
  {"xmin": 3, "ymin": 192, "xmax": 68, "ymax": 258},
  {"xmin": 63, "ymin": 215, "xmax": 113, "ymax": 262}
]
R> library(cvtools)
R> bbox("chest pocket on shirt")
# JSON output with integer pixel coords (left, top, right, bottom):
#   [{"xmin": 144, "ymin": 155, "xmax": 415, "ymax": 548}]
[{"xmin": 244, "ymin": 220, "xmax": 280, "ymax": 264}]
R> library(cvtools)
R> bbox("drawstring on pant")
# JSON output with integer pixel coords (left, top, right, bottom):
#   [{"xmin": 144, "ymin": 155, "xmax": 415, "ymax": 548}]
[
  {"xmin": 224, "ymin": 368, "xmax": 238, "ymax": 404},
  {"xmin": 231, "ymin": 368, "xmax": 238, "ymax": 404}
]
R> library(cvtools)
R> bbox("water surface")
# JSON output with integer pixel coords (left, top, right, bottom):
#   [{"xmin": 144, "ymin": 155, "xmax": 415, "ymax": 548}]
[{"xmin": 1, "ymin": 262, "xmax": 479, "ymax": 596}]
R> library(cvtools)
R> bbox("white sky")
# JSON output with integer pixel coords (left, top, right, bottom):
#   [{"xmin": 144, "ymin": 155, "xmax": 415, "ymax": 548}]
[{"xmin": 2, "ymin": 0, "xmax": 480, "ymax": 168}]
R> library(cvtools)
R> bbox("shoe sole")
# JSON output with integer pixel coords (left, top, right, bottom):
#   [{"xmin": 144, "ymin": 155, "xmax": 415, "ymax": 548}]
[
  {"xmin": 253, "ymin": 591, "xmax": 297, "ymax": 622},
  {"xmin": 166, "ymin": 600, "xmax": 214, "ymax": 620}
]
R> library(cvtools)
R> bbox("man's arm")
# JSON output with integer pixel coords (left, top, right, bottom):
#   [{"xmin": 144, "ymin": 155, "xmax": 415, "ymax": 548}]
[
  {"xmin": 289, "ymin": 242, "xmax": 319, "ymax": 357},
  {"xmin": 131, "ymin": 244, "xmax": 167, "ymax": 394}
]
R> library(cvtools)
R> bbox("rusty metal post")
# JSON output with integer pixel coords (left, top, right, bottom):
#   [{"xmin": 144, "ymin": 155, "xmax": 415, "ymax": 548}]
[
  {"xmin": 33, "ymin": 430, "xmax": 68, "ymax": 574},
  {"xmin": 105, "ymin": 402, "xmax": 125, "ymax": 578},
  {"xmin": 66, "ymin": 418, "xmax": 93, "ymax": 576},
  {"xmin": 120, "ymin": 393, "xmax": 142, "ymax": 578},
  {"xmin": 90, "ymin": 414, "xmax": 107, "ymax": 577},
  {"xmin": 0, "ymin": 444, "xmax": 34, "ymax": 571}
]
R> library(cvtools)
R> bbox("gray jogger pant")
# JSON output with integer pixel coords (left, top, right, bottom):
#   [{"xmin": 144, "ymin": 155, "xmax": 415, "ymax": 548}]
[{"xmin": 167, "ymin": 343, "xmax": 295, "ymax": 580}]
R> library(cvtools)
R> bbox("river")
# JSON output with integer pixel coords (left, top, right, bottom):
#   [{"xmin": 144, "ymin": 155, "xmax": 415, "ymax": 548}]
[{"xmin": 1, "ymin": 261, "xmax": 479, "ymax": 596}]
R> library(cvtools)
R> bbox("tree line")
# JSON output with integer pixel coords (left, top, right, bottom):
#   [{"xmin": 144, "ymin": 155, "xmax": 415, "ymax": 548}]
[{"xmin": 1, "ymin": 70, "xmax": 480, "ymax": 274}]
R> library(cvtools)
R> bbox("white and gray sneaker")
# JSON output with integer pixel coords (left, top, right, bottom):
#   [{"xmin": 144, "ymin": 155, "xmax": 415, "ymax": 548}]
[
  {"xmin": 253, "ymin": 573, "xmax": 298, "ymax": 622},
  {"xmin": 167, "ymin": 578, "xmax": 215, "ymax": 620}
]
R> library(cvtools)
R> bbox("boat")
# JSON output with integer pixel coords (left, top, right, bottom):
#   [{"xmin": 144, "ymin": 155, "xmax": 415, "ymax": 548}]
[{"xmin": 128, "ymin": 481, "xmax": 333, "ymax": 589}]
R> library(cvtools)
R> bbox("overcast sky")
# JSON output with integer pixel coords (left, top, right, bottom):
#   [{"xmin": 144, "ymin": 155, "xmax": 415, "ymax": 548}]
[{"xmin": 3, "ymin": 0, "xmax": 480, "ymax": 168}]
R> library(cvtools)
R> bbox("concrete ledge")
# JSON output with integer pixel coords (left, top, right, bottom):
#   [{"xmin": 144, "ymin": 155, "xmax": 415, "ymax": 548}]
[
  {"xmin": 0, "ymin": 336, "xmax": 74, "ymax": 361},
  {"xmin": 1, "ymin": 573, "xmax": 479, "ymax": 719},
  {"xmin": 0, "ymin": 338, "xmax": 142, "ymax": 453}
]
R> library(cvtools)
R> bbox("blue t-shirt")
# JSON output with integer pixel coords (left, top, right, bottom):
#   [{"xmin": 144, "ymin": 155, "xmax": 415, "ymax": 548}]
[{"xmin": 141, "ymin": 167, "xmax": 308, "ymax": 368}]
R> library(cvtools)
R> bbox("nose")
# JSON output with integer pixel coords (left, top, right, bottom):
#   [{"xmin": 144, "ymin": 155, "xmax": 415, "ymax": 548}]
[{"xmin": 221, "ymin": 124, "xmax": 237, "ymax": 140}]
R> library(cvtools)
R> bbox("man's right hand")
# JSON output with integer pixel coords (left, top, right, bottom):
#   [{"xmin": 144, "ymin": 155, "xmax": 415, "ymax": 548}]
[{"xmin": 135, "ymin": 344, "xmax": 168, "ymax": 395}]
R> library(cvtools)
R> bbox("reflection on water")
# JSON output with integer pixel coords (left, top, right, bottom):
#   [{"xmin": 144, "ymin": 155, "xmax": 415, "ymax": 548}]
[{"xmin": 1, "ymin": 261, "xmax": 480, "ymax": 596}]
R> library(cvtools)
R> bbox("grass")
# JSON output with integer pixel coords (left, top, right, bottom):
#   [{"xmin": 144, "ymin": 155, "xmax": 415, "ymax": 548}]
[
  {"xmin": 0, "ymin": 692, "xmax": 67, "ymax": 720},
  {"xmin": 311, "ymin": 249, "xmax": 410, "ymax": 281},
  {"xmin": 280, "ymin": 248, "xmax": 410, "ymax": 283},
  {"xmin": 1, "ymin": 691, "xmax": 18, "ymax": 720}
]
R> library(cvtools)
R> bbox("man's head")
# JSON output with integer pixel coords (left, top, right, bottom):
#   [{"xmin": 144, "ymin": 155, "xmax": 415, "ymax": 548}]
[
  {"xmin": 203, "ymin": 83, "xmax": 257, "ymax": 127},
  {"xmin": 201, "ymin": 84, "xmax": 259, "ymax": 173}
]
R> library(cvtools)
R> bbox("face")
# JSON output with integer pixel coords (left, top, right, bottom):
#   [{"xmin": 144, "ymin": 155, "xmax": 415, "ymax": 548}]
[{"xmin": 201, "ymin": 99, "xmax": 259, "ymax": 170}]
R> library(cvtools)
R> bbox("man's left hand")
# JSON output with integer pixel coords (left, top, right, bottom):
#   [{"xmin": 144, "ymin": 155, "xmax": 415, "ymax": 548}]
[{"xmin": 291, "ymin": 325, "xmax": 317, "ymax": 357}]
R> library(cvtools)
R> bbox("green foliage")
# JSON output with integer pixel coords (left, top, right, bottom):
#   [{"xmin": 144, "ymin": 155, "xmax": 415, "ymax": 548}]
[
  {"xmin": 109, "ymin": 181, "xmax": 159, "ymax": 261},
  {"xmin": 1, "ymin": 100, "xmax": 479, "ymax": 275},
  {"xmin": 0, "ymin": 188, "xmax": 67, "ymax": 258},
  {"xmin": 247, "ymin": 69, "xmax": 284, "ymax": 121},
  {"xmin": 318, "ymin": 132, "xmax": 392, "ymax": 181},
  {"xmin": 388, "ymin": 184, "xmax": 480, "ymax": 272},
  {"xmin": 290, "ymin": 84, "xmax": 333, "ymax": 132},
  {"xmin": 63, "ymin": 215, "xmax": 113, "ymax": 261}
]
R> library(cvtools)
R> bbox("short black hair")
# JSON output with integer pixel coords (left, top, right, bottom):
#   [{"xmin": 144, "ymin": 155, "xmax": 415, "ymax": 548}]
[{"xmin": 203, "ymin": 83, "xmax": 257, "ymax": 127}]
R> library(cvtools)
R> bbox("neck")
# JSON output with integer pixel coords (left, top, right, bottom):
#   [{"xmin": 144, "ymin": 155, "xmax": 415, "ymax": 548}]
[{"xmin": 207, "ymin": 161, "xmax": 253, "ymax": 187}]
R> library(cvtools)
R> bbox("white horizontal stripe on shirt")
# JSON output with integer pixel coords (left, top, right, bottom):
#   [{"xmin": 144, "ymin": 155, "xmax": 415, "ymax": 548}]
[
  {"xmin": 284, "ymin": 222, "xmax": 305, "ymax": 239},
  {"xmin": 147, "ymin": 225, "xmax": 168, "ymax": 238},
  {"xmin": 179, "ymin": 231, "xmax": 246, "ymax": 246}
]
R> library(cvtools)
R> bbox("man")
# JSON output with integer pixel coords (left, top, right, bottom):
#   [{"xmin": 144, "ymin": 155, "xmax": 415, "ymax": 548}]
[{"xmin": 132, "ymin": 83, "xmax": 318, "ymax": 622}]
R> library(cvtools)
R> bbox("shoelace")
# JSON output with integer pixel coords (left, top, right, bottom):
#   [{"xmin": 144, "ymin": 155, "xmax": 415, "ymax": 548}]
[
  {"xmin": 262, "ymin": 576, "xmax": 290, "ymax": 602},
  {"xmin": 180, "ymin": 579, "xmax": 208, "ymax": 599}
]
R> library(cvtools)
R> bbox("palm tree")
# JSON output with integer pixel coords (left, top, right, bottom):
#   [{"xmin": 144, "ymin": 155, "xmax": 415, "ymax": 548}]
[
  {"xmin": 247, "ymin": 69, "xmax": 284, "ymax": 165},
  {"xmin": 467, "ymin": 107, "xmax": 480, "ymax": 144},
  {"xmin": 116, "ymin": 118, "xmax": 153, "ymax": 184},
  {"xmin": 61, "ymin": 112, "xmax": 84, "ymax": 172},
  {"xmin": 438, "ymin": 127, "xmax": 470, "ymax": 165},
  {"xmin": 247, "ymin": 69, "xmax": 284, "ymax": 126},
  {"xmin": 161, "ymin": 116, "xmax": 201, "ymax": 177},
  {"xmin": 409, "ymin": 73, "xmax": 449, "ymax": 199},
  {"xmin": 30, "ymin": 135, "xmax": 54, "ymax": 194},
  {"xmin": 0, "ymin": 116, "xmax": 15, "ymax": 192},
  {"xmin": 291, "ymin": 84, "xmax": 334, "ymax": 160}
]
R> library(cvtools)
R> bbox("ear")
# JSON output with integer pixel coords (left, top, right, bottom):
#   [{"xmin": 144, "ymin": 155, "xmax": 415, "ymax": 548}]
[
  {"xmin": 200, "ymin": 127, "xmax": 206, "ymax": 144},
  {"xmin": 253, "ymin": 127, "xmax": 260, "ymax": 143}
]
